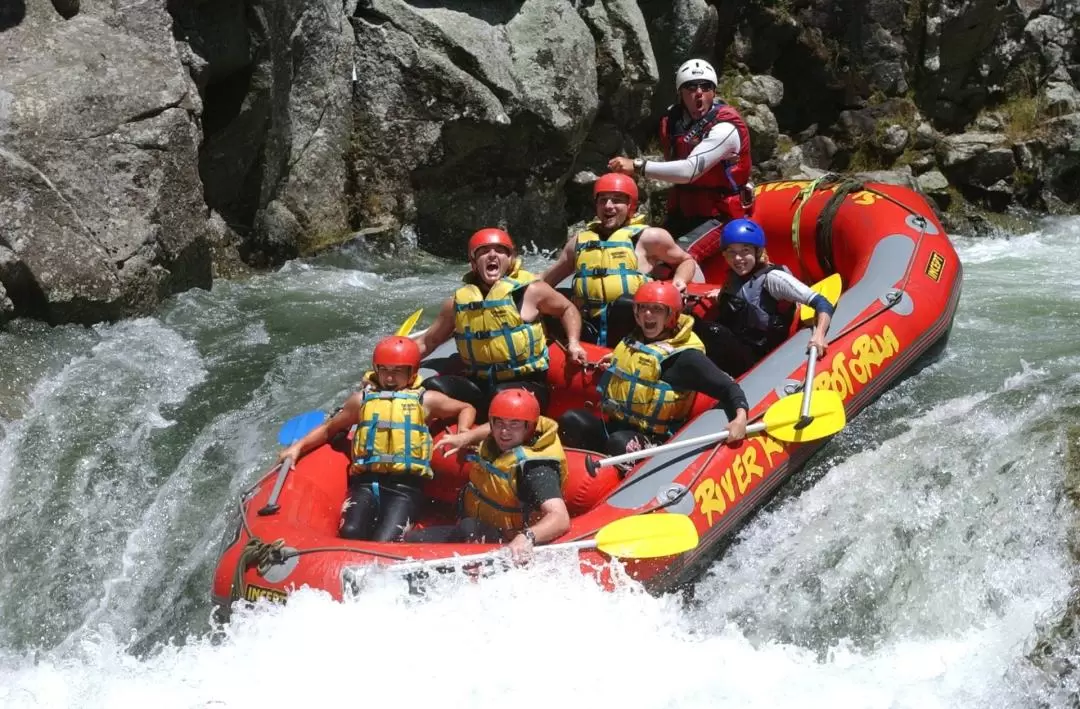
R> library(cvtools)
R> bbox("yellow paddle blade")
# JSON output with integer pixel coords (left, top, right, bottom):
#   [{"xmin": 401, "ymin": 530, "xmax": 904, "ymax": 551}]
[
  {"xmin": 395, "ymin": 308, "xmax": 423, "ymax": 337},
  {"xmin": 594, "ymin": 514, "xmax": 700, "ymax": 559},
  {"xmin": 799, "ymin": 273, "xmax": 843, "ymax": 325},
  {"xmin": 762, "ymin": 389, "xmax": 847, "ymax": 443}
]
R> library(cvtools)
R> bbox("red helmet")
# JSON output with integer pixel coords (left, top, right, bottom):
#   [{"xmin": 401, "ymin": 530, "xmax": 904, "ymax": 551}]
[
  {"xmin": 488, "ymin": 388, "xmax": 541, "ymax": 434},
  {"xmin": 594, "ymin": 173, "xmax": 639, "ymax": 213},
  {"xmin": 372, "ymin": 336, "xmax": 421, "ymax": 373},
  {"xmin": 633, "ymin": 281, "xmax": 682, "ymax": 328},
  {"xmin": 467, "ymin": 228, "xmax": 514, "ymax": 259}
]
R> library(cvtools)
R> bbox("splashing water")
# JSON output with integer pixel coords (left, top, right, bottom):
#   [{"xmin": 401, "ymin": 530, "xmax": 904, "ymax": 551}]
[{"xmin": 1, "ymin": 227, "xmax": 1078, "ymax": 708}]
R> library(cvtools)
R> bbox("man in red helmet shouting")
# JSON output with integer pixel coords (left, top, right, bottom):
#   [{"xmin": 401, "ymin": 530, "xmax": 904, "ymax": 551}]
[
  {"xmin": 557, "ymin": 281, "xmax": 748, "ymax": 461},
  {"xmin": 415, "ymin": 228, "xmax": 587, "ymax": 415},
  {"xmin": 540, "ymin": 172, "xmax": 697, "ymax": 346},
  {"xmin": 277, "ymin": 336, "xmax": 476, "ymax": 541},
  {"xmin": 608, "ymin": 58, "xmax": 754, "ymax": 262},
  {"xmin": 409, "ymin": 389, "xmax": 570, "ymax": 564}
]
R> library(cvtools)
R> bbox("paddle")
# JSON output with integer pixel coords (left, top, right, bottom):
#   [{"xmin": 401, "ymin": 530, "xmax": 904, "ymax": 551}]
[
  {"xmin": 584, "ymin": 389, "xmax": 846, "ymax": 474},
  {"xmin": 795, "ymin": 347, "xmax": 820, "ymax": 431},
  {"xmin": 259, "ymin": 412, "xmax": 327, "ymax": 516},
  {"xmin": 396, "ymin": 308, "xmax": 423, "ymax": 337},
  {"xmin": 382, "ymin": 514, "xmax": 700, "ymax": 575},
  {"xmin": 794, "ymin": 274, "xmax": 839, "ymax": 429},
  {"xmin": 798, "ymin": 273, "xmax": 842, "ymax": 326},
  {"xmin": 276, "ymin": 410, "xmax": 328, "ymax": 446}
]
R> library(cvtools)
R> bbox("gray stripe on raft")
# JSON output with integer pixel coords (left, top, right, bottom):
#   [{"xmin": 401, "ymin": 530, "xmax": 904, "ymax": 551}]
[{"xmin": 605, "ymin": 233, "xmax": 917, "ymax": 510}]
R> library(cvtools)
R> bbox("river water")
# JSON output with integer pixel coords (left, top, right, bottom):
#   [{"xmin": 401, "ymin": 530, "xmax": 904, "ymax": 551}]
[{"xmin": 0, "ymin": 222, "xmax": 1078, "ymax": 708}]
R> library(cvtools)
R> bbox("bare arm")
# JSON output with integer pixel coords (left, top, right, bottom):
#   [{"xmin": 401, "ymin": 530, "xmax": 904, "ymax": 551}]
[
  {"xmin": 413, "ymin": 296, "xmax": 456, "ymax": 356},
  {"xmin": 277, "ymin": 394, "xmax": 361, "ymax": 463},
  {"xmin": 524, "ymin": 281, "xmax": 583, "ymax": 347},
  {"xmin": 423, "ymin": 390, "xmax": 476, "ymax": 432},
  {"xmin": 641, "ymin": 227, "xmax": 697, "ymax": 286},
  {"xmin": 540, "ymin": 237, "xmax": 578, "ymax": 287},
  {"xmin": 433, "ymin": 423, "xmax": 492, "ymax": 456},
  {"xmin": 527, "ymin": 497, "xmax": 571, "ymax": 544}
]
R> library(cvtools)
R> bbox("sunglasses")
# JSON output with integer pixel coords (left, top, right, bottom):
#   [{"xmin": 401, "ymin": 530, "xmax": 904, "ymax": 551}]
[{"xmin": 680, "ymin": 81, "xmax": 715, "ymax": 93}]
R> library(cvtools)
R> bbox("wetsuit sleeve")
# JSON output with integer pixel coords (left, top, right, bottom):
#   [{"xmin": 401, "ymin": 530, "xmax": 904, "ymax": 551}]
[
  {"xmin": 517, "ymin": 460, "xmax": 564, "ymax": 509},
  {"xmin": 660, "ymin": 350, "xmax": 750, "ymax": 417},
  {"xmin": 643, "ymin": 122, "xmax": 741, "ymax": 184},
  {"xmin": 763, "ymin": 270, "xmax": 835, "ymax": 316}
]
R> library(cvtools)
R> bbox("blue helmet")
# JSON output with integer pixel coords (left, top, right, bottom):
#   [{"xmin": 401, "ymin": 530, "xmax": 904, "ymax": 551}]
[{"xmin": 720, "ymin": 219, "xmax": 766, "ymax": 250}]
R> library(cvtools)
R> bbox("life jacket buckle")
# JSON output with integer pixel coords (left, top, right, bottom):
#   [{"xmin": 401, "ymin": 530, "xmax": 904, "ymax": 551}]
[{"xmin": 740, "ymin": 182, "xmax": 756, "ymax": 210}]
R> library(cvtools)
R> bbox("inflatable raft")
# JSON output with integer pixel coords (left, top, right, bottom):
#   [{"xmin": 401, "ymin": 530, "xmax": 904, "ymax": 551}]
[{"xmin": 211, "ymin": 176, "xmax": 962, "ymax": 611}]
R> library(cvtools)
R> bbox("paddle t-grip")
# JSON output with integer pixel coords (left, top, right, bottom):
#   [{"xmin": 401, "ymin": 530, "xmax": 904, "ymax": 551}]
[
  {"xmin": 258, "ymin": 458, "xmax": 294, "ymax": 516},
  {"xmin": 585, "ymin": 455, "xmax": 599, "ymax": 477}
]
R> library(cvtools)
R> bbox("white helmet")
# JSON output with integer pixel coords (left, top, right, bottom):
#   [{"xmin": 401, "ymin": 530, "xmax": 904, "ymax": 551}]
[{"xmin": 674, "ymin": 59, "xmax": 718, "ymax": 92}]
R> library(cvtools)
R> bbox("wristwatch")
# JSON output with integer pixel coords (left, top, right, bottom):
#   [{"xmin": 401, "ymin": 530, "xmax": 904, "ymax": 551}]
[
  {"xmin": 633, "ymin": 157, "xmax": 646, "ymax": 174},
  {"xmin": 521, "ymin": 528, "xmax": 536, "ymax": 545}
]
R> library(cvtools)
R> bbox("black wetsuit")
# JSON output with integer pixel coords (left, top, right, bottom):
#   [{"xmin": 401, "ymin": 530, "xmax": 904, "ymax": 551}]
[
  {"xmin": 406, "ymin": 460, "xmax": 563, "ymax": 543},
  {"xmin": 340, "ymin": 472, "xmax": 428, "ymax": 542},
  {"xmin": 558, "ymin": 348, "xmax": 748, "ymax": 456}
]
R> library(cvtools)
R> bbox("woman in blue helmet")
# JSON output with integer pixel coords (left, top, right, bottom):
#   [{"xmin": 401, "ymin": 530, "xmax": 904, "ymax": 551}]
[{"xmin": 694, "ymin": 218, "xmax": 834, "ymax": 377}]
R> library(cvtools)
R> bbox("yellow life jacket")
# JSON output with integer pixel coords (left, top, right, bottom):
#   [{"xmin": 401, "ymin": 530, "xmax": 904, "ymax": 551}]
[
  {"xmin": 598, "ymin": 314, "xmax": 705, "ymax": 437},
  {"xmin": 459, "ymin": 416, "xmax": 569, "ymax": 533},
  {"xmin": 453, "ymin": 259, "xmax": 550, "ymax": 382},
  {"xmin": 349, "ymin": 371, "xmax": 433, "ymax": 478},
  {"xmin": 571, "ymin": 216, "xmax": 648, "ymax": 341}
]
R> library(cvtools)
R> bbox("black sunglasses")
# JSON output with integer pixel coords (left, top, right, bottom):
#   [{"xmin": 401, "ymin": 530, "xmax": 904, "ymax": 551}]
[{"xmin": 680, "ymin": 81, "xmax": 716, "ymax": 92}]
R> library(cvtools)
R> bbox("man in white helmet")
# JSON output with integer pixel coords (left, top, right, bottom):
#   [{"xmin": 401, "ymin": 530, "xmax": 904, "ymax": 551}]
[{"xmin": 608, "ymin": 58, "xmax": 754, "ymax": 262}]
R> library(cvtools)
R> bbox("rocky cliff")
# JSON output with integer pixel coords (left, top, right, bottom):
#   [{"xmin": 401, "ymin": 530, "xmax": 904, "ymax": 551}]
[{"xmin": 2, "ymin": 0, "xmax": 1079, "ymax": 328}]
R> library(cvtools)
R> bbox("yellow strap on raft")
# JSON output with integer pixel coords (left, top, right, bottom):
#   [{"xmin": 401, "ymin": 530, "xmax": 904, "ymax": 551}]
[{"xmin": 789, "ymin": 173, "xmax": 837, "ymax": 281}]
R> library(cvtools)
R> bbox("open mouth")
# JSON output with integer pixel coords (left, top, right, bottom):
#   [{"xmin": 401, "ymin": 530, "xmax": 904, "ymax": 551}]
[{"xmin": 482, "ymin": 260, "xmax": 502, "ymax": 278}]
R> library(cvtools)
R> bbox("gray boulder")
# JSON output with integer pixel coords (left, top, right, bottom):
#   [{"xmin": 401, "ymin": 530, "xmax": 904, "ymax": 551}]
[
  {"xmin": 0, "ymin": 11, "xmax": 211, "ymax": 325},
  {"xmin": 917, "ymin": 169, "xmax": 950, "ymax": 194},
  {"xmin": 1041, "ymin": 112, "xmax": 1080, "ymax": 208},
  {"xmin": 1044, "ymin": 81, "xmax": 1080, "ymax": 116},
  {"xmin": 349, "ymin": 0, "xmax": 652, "ymax": 254},
  {"xmin": 170, "ymin": 0, "xmax": 354, "ymax": 263},
  {"xmin": 741, "ymin": 103, "xmax": 780, "ymax": 163},
  {"xmin": 799, "ymin": 135, "xmax": 838, "ymax": 170},
  {"xmin": 639, "ymin": 0, "xmax": 718, "ymax": 120},
  {"xmin": 0, "ymin": 274, "xmax": 13, "ymax": 328},
  {"xmin": 735, "ymin": 75, "xmax": 785, "ymax": 109}
]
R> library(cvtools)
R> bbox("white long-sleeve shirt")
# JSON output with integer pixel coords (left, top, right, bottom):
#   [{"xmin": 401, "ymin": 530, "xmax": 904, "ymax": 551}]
[
  {"xmin": 761, "ymin": 269, "xmax": 820, "ymax": 306},
  {"xmin": 642, "ymin": 122, "xmax": 741, "ymax": 184}
]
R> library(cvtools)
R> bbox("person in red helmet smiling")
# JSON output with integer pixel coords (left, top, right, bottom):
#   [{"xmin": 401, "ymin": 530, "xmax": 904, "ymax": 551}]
[
  {"xmin": 541, "ymin": 172, "xmax": 697, "ymax": 346},
  {"xmin": 557, "ymin": 281, "xmax": 748, "ymax": 460},
  {"xmin": 608, "ymin": 58, "xmax": 754, "ymax": 262},
  {"xmin": 409, "ymin": 389, "xmax": 570, "ymax": 563},
  {"xmin": 415, "ymin": 228, "xmax": 587, "ymax": 415},
  {"xmin": 277, "ymin": 336, "xmax": 476, "ymax": 541}
]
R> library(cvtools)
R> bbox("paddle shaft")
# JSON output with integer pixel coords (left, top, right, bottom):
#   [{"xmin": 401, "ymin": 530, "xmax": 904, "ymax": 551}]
[
  {"xmin": 383, "ymin": 538, "xmax": 600, "ymax": 575},
  {"xmin": 589, "ymin": 421, "xmax": 769, "ymax": 471},
  {"xmin": 796, "ymin": 347, "xmax": 819, "ymax": 430},
  {"xmin": 258, "ymin": 458, "xmax": 294, "ymax": 516}
]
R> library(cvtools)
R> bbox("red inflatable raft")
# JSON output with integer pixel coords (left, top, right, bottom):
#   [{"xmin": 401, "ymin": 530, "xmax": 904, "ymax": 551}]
[{"xmin": 211, "ymin": 177, "xmax": 962, "ymax": 611}]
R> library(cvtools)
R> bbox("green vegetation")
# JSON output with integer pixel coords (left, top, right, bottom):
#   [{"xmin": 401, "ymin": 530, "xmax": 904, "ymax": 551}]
[
  {"xmin": 1012, "ymin": 166, "xmax": 1037, "ymax": 192},
  {"xmin": 995, "ymin": 95, "xmax": 1046, "ymax": 142},
  {"xmin": 300, "ymin": 227, "xmax": 355, "ymax": 256},
  {"xmin": 716, "ymin": 70, "xmax": 746, "ymax": 101}
]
